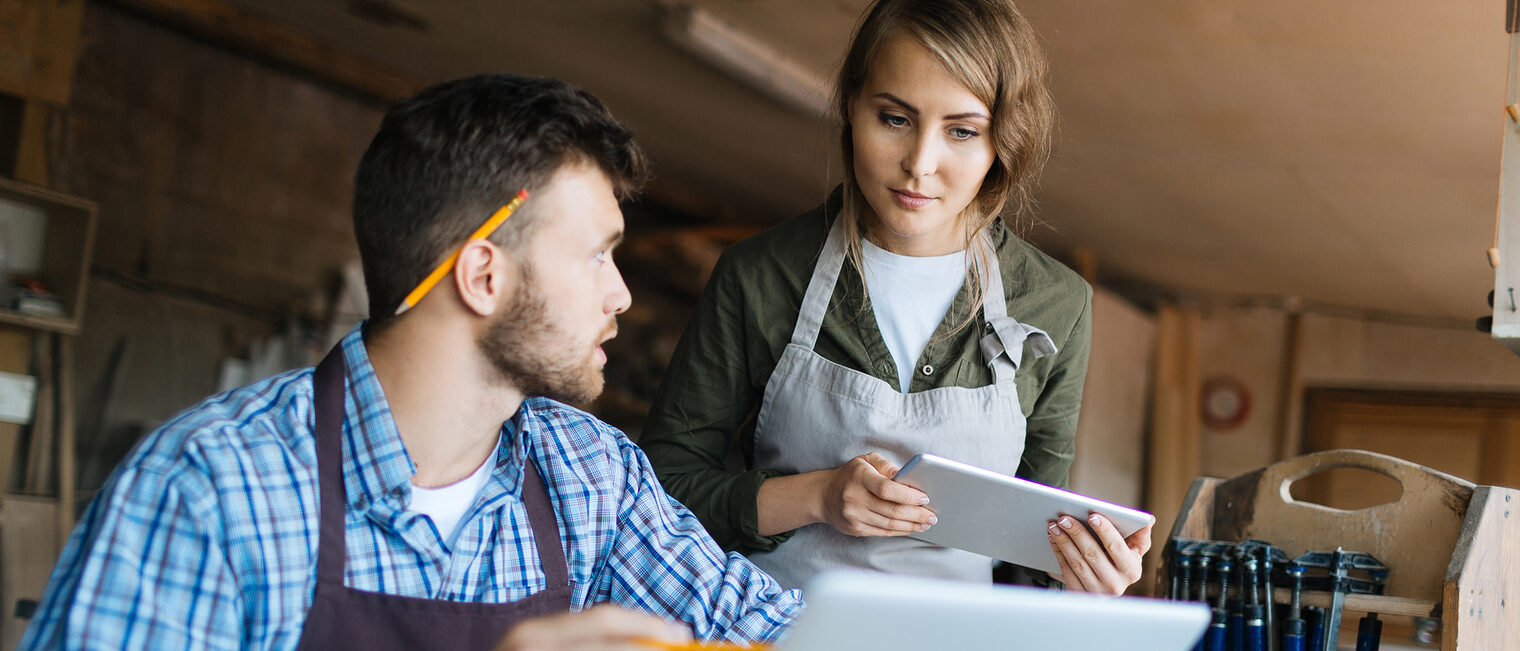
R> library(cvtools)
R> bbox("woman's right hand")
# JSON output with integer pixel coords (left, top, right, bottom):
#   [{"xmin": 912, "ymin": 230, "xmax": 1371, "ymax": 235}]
[{"xmin": 814, "ymin": 452, "xmax": 936, "ymax": 537}]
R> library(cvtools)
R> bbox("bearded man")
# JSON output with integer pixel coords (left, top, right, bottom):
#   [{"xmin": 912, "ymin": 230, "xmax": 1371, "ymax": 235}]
[{"xmin": 23, "ymin": 74, "xmax": 801, "ymax": 651}]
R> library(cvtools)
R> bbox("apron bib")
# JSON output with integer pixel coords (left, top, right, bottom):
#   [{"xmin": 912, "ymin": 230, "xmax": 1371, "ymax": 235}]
[
  {"xmin": 746, "ymin": 218, "xmax": 1055, "ymax": 589},
  {"xmin": 294, "ymin": 347, "xmax": 573, "ymax": 651}
]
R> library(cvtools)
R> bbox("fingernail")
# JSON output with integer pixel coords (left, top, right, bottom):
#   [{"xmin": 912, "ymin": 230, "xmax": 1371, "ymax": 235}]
[
  {"xmin": 1048, "ymin": 523, "xmax": 1060, "ymax": 537},
  {"xmin": 917, "ymin": 496, "xmax": 930, "ymax": 505},
  {"xmin": 1059, "ymin": 517, "xmax": 1075, "ymax": 530},
  {"xmin": 927, "ymin": 515, "xmax": 938, "ymax": 525},
  {"xmin": 1089, "ymin": 514, "xmax": 1102, "ymax": 527}
]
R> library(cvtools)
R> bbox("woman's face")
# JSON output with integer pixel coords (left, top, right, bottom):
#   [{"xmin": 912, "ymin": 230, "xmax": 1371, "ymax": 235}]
[{"xmin": 850, "ymin": 34, "xmax": 996, "ymax": 256}]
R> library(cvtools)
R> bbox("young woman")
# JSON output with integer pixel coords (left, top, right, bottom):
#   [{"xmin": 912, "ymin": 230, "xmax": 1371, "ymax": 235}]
[{"xmin": 641, "ymin": 0, "xmax": 1149, "ymax": 594}]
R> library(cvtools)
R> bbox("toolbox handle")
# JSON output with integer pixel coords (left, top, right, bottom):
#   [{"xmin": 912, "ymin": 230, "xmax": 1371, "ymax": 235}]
[{"xmin": 1264, "ymin": 449, "xmax": 1472, "ymax": 510}]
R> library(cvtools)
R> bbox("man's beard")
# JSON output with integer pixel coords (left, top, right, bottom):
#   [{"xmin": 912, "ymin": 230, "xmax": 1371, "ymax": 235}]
[{"xmin": 477, "ymin": 266, "xmax": 610, "ymax": 405}]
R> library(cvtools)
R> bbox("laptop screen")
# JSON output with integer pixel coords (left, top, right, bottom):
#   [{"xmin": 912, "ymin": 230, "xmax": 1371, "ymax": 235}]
[{"xmin": 778, "ymin": 571, "xmax": 1209, "ymax": 651}]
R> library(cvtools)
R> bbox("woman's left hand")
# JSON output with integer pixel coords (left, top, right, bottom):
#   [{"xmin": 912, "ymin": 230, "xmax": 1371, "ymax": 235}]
[{"xmin": 1047, "ymin": 513, "xmax": 1151, "ymax": 595}]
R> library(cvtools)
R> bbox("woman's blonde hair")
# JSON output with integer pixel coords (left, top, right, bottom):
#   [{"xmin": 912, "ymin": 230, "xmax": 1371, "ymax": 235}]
[{"xmin": 835, "ymin": 0, "xmax": 1056, "ymax": 334}]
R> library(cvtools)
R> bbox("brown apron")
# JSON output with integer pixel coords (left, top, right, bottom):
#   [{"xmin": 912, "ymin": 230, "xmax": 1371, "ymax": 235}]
[{"xmin": 294, "ymin": 347, "xmax": 573, "ymax": 651}]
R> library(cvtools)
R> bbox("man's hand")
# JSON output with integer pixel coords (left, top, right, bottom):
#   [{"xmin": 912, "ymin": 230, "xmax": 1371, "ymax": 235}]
[
  {"xmin": 1047, "ymin": 513, "xmax": 1152, "ymax": 595},
  {"xmin": 815, "ymin": 452, "xmax": 936, "ymax": 537},
  {"xmin": 495, "ymin": 605, "xmax": 692, "ymax": 651}
]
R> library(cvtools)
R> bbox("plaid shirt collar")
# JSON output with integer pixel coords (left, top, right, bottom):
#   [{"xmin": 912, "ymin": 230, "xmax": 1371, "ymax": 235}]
[{"xmin": 335, "ymin": 324, "xmax": 531, "ymax": 531}]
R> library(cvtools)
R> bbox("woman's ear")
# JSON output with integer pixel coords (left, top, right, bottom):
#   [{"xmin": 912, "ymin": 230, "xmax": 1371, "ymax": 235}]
[{"xmin": 451, "ymin": 239, "xmax": 518, "ymax": 317}]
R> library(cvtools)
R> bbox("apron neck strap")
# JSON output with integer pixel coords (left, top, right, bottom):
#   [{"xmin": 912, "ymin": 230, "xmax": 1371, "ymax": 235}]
[
  {"xmin": 313, "ymin": 346, "xmax": 351, "ymax": 587},
  {"xmin": 791, "ymin": 216, "xmax": 1027, "ymax": 379},
  {"xmin": 789, "ymin": 217, "xmax": 850, "ymax": 350},
  {"xmin": 310, "ymin": 345, "xmax": 570, "ymax": 589}
]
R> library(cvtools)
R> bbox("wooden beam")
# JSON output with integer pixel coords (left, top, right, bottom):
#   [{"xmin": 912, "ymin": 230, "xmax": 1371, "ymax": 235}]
[
  {"xmin": 102, "ymin": 0, "xmax": 425, "ymax": 104},
  {"xmin": 13, "ymin": 100, "xmax": 53, "ymax": 186},
  {"xmin": 55, "ymin": 335, "xmax": 75, "ymax": 543},
  {"xmin": 0, "ymin": 0, "xmax": 84, "ymax": 104},
  {"xmin": 1144, "ymin": 303, "xmax": 1201, "ymax": 592},
  {"xmin": 1275, "ymin": 309, "xmax": 1306, "ymax": 459}
]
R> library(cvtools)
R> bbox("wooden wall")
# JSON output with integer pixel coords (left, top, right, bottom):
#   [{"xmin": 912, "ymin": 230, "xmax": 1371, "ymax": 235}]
[{"xmin": 63, "ymin": 3, "xmax": 380, "ymax": 490}]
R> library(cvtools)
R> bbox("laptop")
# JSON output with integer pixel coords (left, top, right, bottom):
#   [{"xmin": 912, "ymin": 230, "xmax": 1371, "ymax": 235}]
[{"xmin": 778, "ymin": 571, "xmax": 1209, "ymax": 651}]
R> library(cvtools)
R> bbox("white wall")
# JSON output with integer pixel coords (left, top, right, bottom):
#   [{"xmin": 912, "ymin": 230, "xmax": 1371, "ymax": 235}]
[{"xmin": 1070, "ymin": 288, "xmax": 1154, "ymax": 506}]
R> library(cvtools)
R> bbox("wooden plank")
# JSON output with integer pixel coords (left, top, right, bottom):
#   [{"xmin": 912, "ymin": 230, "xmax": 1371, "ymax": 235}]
[
  {"xmin": 12, "ymin": 100, "xmax": 51, "ymax": 186},
  {"xmin": 1275, "ymin": 310, "xmax": 1305, "ymax": 459},
  {"xmin": 0, "ymin": 0, "xmax": 42, "ymax": 98},
  {"xmin": 0, "ymin": 327, "xmax": 29, "ymax": 496},
  {"xmin": 27, "ymin": 0, "xmax": 84, "ymax": 104},
  {"xmin": 1145, "ymin": 304, "xmax": 1201, "ymax": 594},
  {"xmin": 0, "ymin": 0, "xmax": 82, "ymax": 104},
  {"xmin": 0, "ymin": 496, "xmax": 59, "ymax": 650},
  {"xmin": 55, "ymin": 336, "xmax": 74, "ymax": 542},
  {"xmin": 102, "ymin": 0, "xmax": 425, "ymax": 104},
  {"xmin": 1443, "ymin": 486, "xmax": 1520, "ymax": 650},
  {"xmin": 1154, "ymin": 476, "xmax": 1219, "ymax": 598},
  {"xmin": 1268, "ymin": 587, "xmax": 1438, "ymax": 618},
  {"xmin": 22, "ymin": 333, "xmax": 51, "ymax": 493}
]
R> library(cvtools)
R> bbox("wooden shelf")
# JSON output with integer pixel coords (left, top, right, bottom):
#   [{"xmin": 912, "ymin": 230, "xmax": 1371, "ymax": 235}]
[
  {"xmin": 0, "ymin": 309, "xmax": 78, "ymax": 336},
  {"xmin": 0, "ymin": 176, "xmax": 97, "ymax": 335}
]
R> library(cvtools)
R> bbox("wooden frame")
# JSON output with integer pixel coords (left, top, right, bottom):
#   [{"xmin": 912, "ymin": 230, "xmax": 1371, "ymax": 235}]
[{"xmin": 0, "ymin": 176, "xmax": 96, "ymax": 334}]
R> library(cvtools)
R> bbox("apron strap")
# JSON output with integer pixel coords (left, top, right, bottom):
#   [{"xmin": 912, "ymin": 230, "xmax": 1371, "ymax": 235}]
[
  {"xmin": 793, "ymin": 216, "xmax": 1057, "ymax": 383},
  {"xmin": 789, "ymin": 216, "xmax": 850, "ymax": 350},
  {"xmin": 313, "ymin": 346, "xmax": 351, "ymax": 587},
  {"xmin": 975, "ymin": 232, "xmax": 1056, "ymax": 383},
  {"xmin": 311, "ymin": 345, "xmax": 570, "ymax": 591},
  {"xmin": 520, "ymin": 456, "xmax": 570, "ymax": 588}
]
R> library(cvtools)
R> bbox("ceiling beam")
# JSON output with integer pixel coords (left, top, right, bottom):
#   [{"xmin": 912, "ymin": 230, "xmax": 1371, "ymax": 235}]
[{"xmin": 100, "ymin": 0, "xmax": 424, "ymax": 104}]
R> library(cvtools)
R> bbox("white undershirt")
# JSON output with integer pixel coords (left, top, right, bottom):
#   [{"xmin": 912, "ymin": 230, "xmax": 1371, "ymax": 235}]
[
  {"xmin": 860, "ymin": 239, "xmax": 968, "ymax": 392},
  {"xmin": 407, "ymin": 439, "xmax": 498, "ymax": 545}
]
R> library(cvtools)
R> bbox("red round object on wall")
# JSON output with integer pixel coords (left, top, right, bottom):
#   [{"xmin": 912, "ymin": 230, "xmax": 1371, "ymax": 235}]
[{"xmin": 1200, "ymin": 376, "xmax": 1252, "ymax": 430}]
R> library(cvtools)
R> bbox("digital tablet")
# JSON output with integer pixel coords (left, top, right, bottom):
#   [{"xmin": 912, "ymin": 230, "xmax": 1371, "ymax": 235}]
[{"xmin": 893, "ymin": 453, "xmax": 1155, "ymax": 576}]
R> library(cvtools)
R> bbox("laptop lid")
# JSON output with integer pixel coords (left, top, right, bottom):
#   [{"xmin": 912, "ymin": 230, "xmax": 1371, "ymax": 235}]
[{"xmin": 778, "ymin": 571, "xmax": 1209, "ymax": 651}]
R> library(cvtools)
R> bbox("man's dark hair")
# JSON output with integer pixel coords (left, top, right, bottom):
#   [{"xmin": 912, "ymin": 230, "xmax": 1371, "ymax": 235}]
[{"xmin": 353, "ymin": 74, "xmax": 650, "ymax": 331}]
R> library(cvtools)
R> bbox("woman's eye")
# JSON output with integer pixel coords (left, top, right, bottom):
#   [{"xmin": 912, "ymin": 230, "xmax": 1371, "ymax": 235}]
[
  {"xmin": 949, "ymin": 127, "xmax": 980, "ymax": 141},
  {"xmin": 879, "ymin": 113, "xmax": 909, "ymax": 128},
  {"xmin": 594, "ymin": 250, "xmax": 609, "ymax": 264}
]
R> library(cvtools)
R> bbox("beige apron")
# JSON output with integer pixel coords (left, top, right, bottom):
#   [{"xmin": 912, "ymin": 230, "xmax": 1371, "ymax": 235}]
[{"xmin": 746, "ymin": 217, "xmax": 1056, "ymax": 590}]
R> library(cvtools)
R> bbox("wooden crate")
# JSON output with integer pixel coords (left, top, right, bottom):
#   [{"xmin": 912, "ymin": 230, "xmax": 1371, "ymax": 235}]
[
  {"xmin": 1159, "ymin": 449, "xmax": 1518, "ymax": 650},
  {"xmin": 0, "ymin": 176, "xmax": 96, "ymax": 335}
]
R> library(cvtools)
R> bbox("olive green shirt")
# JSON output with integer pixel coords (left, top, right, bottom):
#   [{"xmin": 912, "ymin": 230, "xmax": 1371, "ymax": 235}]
[{"xmin": 641, "ymin": 192, "xmax": 1093, "ymax": 554}]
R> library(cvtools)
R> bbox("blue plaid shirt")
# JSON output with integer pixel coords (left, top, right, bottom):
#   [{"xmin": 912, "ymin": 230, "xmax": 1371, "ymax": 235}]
[{"xmin": 23, "ymin": 326, "xmax": 802, "ymax": 649}]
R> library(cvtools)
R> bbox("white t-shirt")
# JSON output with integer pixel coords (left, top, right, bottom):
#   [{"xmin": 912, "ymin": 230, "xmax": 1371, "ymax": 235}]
[
  {"xmin": 860, "ymin": 239, "xmax": 968, "ymax": 393},
  {"xmin": 408, "ymin": 441, "xmax": 498, "ymax": 546}
]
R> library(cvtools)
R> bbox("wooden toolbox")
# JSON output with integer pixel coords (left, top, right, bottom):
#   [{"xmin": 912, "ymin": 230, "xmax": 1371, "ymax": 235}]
[{"xmin": 1159, "ymin": 449, "xmax": 1518, "ymax": 650}]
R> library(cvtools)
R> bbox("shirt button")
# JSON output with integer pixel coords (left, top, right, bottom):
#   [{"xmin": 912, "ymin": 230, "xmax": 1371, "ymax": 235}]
[{"xmin": 921, "ymin": 365, "xmax": 934, "ymax": 376}]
